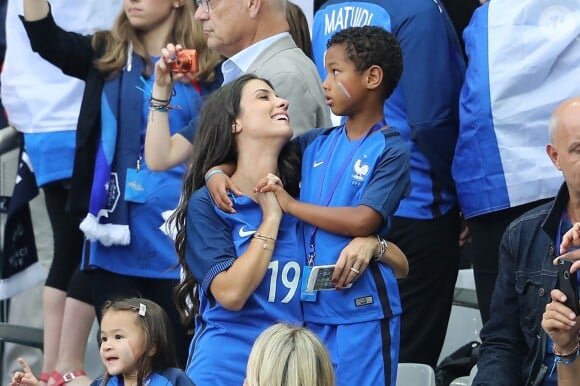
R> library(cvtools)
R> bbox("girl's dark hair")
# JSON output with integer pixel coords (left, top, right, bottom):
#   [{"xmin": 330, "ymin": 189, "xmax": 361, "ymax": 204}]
[
  {"xmin": 100, "ymin": 298, "xmax": 177, "ymax": 385},
  {"xmin": 172, "ymin": 74, "xmax": 301, "ymax": 324}
]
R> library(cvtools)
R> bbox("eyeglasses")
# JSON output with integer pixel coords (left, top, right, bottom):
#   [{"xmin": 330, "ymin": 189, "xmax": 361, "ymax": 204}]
[{"xmin": 195, "ymin": 0, "xmax": 212, "ymax": 13}]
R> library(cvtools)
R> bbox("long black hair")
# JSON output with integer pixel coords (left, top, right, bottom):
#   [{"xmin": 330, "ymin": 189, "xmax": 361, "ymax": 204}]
[{"xmin": 173, "ymin": 74, "xmax": 301, "ymax": 323}]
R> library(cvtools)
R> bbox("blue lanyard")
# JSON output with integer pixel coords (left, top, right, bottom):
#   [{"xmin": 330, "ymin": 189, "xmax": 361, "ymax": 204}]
[{"xmin": 307, "ymin": 119, "xmax": 387, "ymax": 266}]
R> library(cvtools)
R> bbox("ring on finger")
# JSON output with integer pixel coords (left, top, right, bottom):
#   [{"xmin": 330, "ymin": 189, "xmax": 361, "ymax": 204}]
[{"xmin": 350, "ymin": 267, "xmax": 360, "ymax": 274}]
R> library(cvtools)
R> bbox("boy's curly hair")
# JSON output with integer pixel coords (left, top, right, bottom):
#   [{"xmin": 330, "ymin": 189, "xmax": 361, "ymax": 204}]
[{"xmin": 328, "ymin": 26, "xmax": 403, "ymax": 100}]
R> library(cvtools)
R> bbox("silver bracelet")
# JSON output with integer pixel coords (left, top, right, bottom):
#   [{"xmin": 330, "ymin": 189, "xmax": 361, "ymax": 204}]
[{"xmin": 373, "ymin": 235, "xmax": 388, "ymax": 262}]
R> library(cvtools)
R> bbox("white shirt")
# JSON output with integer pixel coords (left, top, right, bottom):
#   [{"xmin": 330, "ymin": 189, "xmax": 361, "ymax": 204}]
[{"xmin": 1, "ymin": 0, "xmax": 122, "ymax": 133}]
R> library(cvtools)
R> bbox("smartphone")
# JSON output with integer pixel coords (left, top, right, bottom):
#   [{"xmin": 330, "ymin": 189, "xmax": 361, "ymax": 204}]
[
  {"xmin": 306, "ymin": 264, "xmax": 353, "ymax": 291},
  {"xmin": 557, "ymin": 258, "xmax": 580, "ymax": 314}
]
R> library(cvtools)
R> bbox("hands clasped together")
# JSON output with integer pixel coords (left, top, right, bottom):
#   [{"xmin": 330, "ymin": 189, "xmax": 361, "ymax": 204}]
[{"xmin": 207, "ymin": 171, "xmax": 379, "ymax": 289}]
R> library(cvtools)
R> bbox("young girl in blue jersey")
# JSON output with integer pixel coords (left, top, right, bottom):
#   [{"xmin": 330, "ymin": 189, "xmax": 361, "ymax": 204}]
[
  {"xmin": 170, "ymin": 74, "xmax": 303, "ymax": 386},
  {"xmin": 22, "ymin": 0, "xmax": 221, "ymax": 369},
  {"xmin": 256, "ymin": 26, "xmax": 410, "ymax": 386},
  {"xmin": 11, "ymin": 298, "xmax": 195, "ymax": 386}
]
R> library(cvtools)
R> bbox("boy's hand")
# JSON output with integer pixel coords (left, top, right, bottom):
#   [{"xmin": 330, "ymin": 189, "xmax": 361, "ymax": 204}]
[
  {"xmin": 10, "ymin": 358, "xmax": 39, "ymax": 386},
  {"xmin": 206, "ymin": 170, "xmax": 242, "ymax": 213}
]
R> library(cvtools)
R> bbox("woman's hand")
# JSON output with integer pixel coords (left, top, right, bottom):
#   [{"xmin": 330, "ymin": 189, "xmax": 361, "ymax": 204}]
[
  {"xmin": 332, "ymin": 235, "xmax": 377, "ymax": 289},
  {"xmin": 542, "ymin": 289, "xmax": 580, "ymax": 355},
  {"xmin": 255, "ymin": 191, "xmax": 282, "ymax": 223},
  {"xmin": 256, "ymin": 173, "xmax": 295, "ymax": 213},
  {"xmin": 154, "ymin": 44, "xmax": 178, "ymax": 89}
]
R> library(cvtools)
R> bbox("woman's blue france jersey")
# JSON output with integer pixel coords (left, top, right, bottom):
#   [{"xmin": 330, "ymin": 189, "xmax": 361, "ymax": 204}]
[
  {"xmin": 184, "ymin": 187, "xmax": 303, "ymax": 386},
  {"xmin": 296, "ymin": 125, "xmax": 411, "ymax": 324}
]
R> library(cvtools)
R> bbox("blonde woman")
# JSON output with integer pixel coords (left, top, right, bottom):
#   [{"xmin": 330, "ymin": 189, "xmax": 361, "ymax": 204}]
[{"xmin": 245, "ymin": 323, "xmax": 335, "ymax": 386}]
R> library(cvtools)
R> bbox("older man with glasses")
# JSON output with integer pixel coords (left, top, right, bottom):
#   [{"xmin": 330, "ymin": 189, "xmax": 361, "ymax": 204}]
[{"xmin": 192, "ymin": 0, "xmax": 329, "ymax": 137}]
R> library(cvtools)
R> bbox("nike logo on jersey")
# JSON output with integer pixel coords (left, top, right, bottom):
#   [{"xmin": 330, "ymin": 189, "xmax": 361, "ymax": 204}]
[
  {"xmin": 239, "ymin": 226, "xmax": 256, "ymax": 238},
  {"xmin": 313, "ymin": 161, "xmax": 324, "ymax": 168}
]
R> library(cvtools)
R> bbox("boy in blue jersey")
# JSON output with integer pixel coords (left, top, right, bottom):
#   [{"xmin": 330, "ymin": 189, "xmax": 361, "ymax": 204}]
[{"xmin": 259, "ymin": 26, "xmax": 411, "ymax": 386}]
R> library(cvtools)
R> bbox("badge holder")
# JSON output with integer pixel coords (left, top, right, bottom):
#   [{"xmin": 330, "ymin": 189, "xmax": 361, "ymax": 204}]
[{"xmin": 125, "ymin": 157, "xmax": 147, "ymax": 203}]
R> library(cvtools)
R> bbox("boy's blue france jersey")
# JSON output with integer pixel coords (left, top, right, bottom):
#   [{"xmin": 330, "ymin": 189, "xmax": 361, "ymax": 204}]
[
  {"xmin": 297, "ymin": 125, "xmax": 410, "ymax": 324},
  {"xmin": 313, "ymin": 0, "xmax": 465, "ymax": 220},
  {"xmin": 184, "ymin": 187, "xmax": 303, "ymax": 386}
]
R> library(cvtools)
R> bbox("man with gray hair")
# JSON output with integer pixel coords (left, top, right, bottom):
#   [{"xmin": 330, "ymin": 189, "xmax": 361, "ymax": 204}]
[{"xmin": 194, "ymin": 0, "xmax": 329, "ymax": 136}]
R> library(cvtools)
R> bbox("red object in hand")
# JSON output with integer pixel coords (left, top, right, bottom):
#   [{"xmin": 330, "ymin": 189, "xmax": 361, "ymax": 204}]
[{"xmin": 170, "ymin": 49, "xmax": 198, "ymax": 74}]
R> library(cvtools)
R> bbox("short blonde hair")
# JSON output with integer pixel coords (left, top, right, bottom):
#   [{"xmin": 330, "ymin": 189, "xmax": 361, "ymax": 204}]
[{"xmin": 245, "ymin": 323, "xmax": 335, "ymax": 386}]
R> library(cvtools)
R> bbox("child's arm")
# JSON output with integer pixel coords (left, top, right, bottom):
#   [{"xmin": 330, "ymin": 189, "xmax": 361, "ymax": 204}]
[
  {"xmin": 205, "ymin": 165, "xmax": 242, "ymax": 213},
  {"xmin": 257, "ymin": 176, "xmax": 381, "ymax": 236},
  {"xmin": 10, "ymin": 358, "xmax": 39, "ymax": 386},
  {"xmin": 145, "ymin": 44, "xmax": 194, "ymax": 171},
  {"xmin": 377, "ymin": 239, "xmax": 409, "ymax": 279}
]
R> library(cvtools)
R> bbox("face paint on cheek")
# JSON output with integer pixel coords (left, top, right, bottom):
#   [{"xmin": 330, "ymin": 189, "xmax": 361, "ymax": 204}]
[
  {"xmin": 337, "ymin": 81, "xmax": 351, "ymax": 99},
  {"xmin": 122, "ymin": 340, "xmax": 138, "ymax": 368}
]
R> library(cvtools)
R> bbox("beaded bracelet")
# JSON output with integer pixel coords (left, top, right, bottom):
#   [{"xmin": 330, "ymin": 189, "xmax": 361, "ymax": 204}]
[
  {"xmin": 149, "ymin": 96, "xmax": 181, "ymax": 112},
  {"xmin": 549, "ymin": 341, "xmax": 580, "ymax": 376},
  {"xmin": 554, "ymin": 341, "xmax": 580, "ymax": 359}
]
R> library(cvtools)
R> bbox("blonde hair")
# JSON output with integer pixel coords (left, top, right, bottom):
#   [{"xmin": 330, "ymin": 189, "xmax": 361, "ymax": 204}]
[
  {"xmin": 92, "ymin": 1, "xmax": 221, "ymax": 82},
  {"xmin": 245, "ymin": 323, "xmax": 335, "ymax": 386}
]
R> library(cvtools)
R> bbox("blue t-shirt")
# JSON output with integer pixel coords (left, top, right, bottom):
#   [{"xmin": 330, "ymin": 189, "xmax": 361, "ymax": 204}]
[
  {"xmin": 24, "ymin": 130, "xmax": 76, "ymax": 186},
  {"xmin": 185, "ymin": 188, "xmax": 303, "ymax": 386},
  {"xmin": 90, "ymin": 369, "xmax": 195, "ymax": 386},
  {"xmin": 86, "ymin": 78, "xmax": 200, "ymax": 279},
  {"xmin": 312, "ymin": 0, "xmax": 465, "ymax": 219},
  {"xmin": 296, "ymin": 124, "xmax": 410, "ymax": 324}
]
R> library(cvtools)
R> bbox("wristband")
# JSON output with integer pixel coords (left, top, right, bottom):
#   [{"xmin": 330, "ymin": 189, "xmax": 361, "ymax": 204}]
[
  {"xmin": 373, "ymin": 235, "xmax": 388, "ymax": 262},
  {"xmin": 205, "ymin": 169, "xmax": 225, "ymax": 183},
  {"xmin": 550, "ymin": 341, "xmax": 580, "ymax": 376}
]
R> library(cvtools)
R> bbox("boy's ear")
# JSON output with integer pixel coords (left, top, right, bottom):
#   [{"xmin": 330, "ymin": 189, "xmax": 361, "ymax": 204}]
[
  {"xmin": 364, "ymin": 65, "xmax": 383, "ymax": 91},
  {"xmin": 148, "ymin": 343, "xmax": 157, "ymax": 357}
]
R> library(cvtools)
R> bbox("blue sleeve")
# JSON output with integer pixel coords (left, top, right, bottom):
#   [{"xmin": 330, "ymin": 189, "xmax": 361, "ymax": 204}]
[
  {"xmin": 395, "ymin": 5, "xmax": 465, "ymax": 190},
  {"xmin": 177, "ymin": 115, "xmax": 198, "ymax": 144},
  {"xmin": 294, "ymin": 126, "xmax": 335, "ymax": 153},
  {"xmin": 360, "ymin": 131, "xmax": 411, "ymax": 227},
  {"xmin": 185, "ymin": 188, "xmax": 236, "ymax": 294}
]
